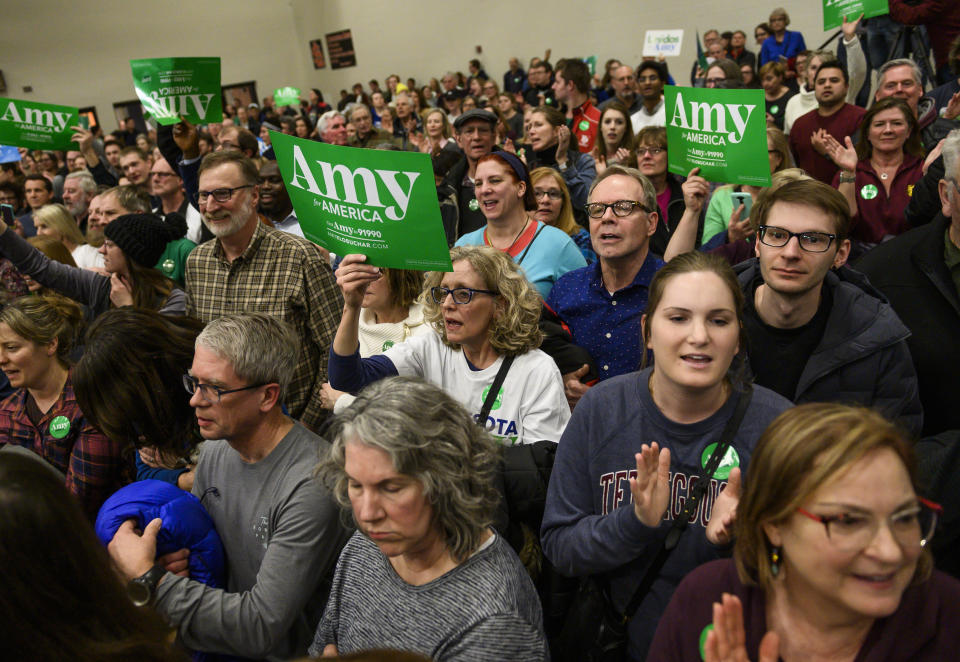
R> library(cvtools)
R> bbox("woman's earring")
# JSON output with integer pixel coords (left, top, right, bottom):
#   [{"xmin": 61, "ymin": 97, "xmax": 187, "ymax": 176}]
[{"xmin": 770, "ymin": 546, "xmax": 782, "ymax": 577}]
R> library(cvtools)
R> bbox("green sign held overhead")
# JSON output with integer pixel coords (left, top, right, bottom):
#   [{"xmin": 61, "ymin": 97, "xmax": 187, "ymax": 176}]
[
  {"xmin": 131, "ymin": 57, "xmax": 223, "ymax": 126},
  {"xmin": 274, "ymin": 86, "xmax": 301, "ymax": 107},
  {"xmin": 0, "ymin": 98, "xmax": 79, "ymax": 150},
  {"xmin": 270, "ymin": 131, "xmax": 453, "ymax": 271},
  {"xmin": 665, "ymin": 85, "xmax": 771, "ymax": 187},
  {"xmin": 822, "ymin": 0, "xmax": 888, "ymax": 31}
]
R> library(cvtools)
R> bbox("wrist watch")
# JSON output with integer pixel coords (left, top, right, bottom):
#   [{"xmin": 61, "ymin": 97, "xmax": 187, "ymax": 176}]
[
  {"xmin": 127, "ymin": 564, "xmax": 166, "ymax": 607},
  {"xmin": 838, "ymin": 172, "xmax": 856, "ymax": 184}
]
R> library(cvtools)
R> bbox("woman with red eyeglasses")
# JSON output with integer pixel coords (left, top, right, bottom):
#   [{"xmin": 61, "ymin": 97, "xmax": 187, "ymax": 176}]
[{"xmin": 649, "ymin": 403, "xmax": 959, "ymax": 661}]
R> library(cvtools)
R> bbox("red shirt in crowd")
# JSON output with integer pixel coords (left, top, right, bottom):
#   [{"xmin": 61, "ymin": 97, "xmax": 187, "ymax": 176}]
[
  {"xmin": 831, "ymin": 153, "xmax": 924, "ymax": 244},
  {"xmin": 789, "ymin": 103, "xmax": 867, "ymax": 184},
  {"xmin": 572, "ymin": 100, "xmax": 601, "ymax": 154}
]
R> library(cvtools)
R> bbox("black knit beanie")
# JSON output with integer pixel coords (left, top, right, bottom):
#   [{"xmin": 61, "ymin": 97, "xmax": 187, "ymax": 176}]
[{"xmin": 104, "ymin": 213, "xmax": 177, "ymax": 268}]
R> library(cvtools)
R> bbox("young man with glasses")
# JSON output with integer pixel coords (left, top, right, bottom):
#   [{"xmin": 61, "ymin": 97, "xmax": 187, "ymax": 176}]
[
  {"xmin": 736, "ymin": 179, "xmax": 921, "ymax": 436},
  {"xmin": 108, "ymin": 313, "xmax": 350, "ymax": 660},
  {"xmin": 544, "ymin": 165, "xmax": 664, "ymax": 408},
  {"xmin": 185, "ymin": 151, "xmax": 342, "ymax": 432}
]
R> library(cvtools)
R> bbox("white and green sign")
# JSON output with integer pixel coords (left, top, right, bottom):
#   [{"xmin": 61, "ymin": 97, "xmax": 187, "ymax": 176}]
[
  {"xmin": 823, "ymin": 0, "xmax": 888, "ymax": 31},
  {"xmin": 0, "ymin": 98, "xmax": 79, "ymax": 150},
  {"xmin": 270, "ymin": 131, "xmax": 453, "ymax": 271},
  {"xmin": 274, "ymin": 86, "xmax": 301, "ymax": 108},
  {"xmin": 131, "ymin": 57, "xmax": 222, "ymax": 126},
  {"xmin": 665, "ymin": 85, "xmax": 771, "ymax": 187},
  {"xmin": 643, "ymin": 29, "xmax": 684, "ymax": 57}
]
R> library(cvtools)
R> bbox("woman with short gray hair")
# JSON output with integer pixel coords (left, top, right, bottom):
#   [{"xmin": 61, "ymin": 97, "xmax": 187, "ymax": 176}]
[{"xmin": 310, "ymin": 376, "xmax": 548, "ymax": 661}]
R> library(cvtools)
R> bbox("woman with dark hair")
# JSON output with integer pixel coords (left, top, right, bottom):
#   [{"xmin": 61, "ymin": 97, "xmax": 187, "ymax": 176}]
[
  {"xmin": 740, "ymin": 62, "xmax": 761, "ymax": 89},
  {"xmin": 592, "ymin": 101, "xmax": 637, "ymax": 173},
  {"xmin": 824, "ymin": 97, "xmax": 924, "ymax": 254},
  {"xmin": 0, "ymin": 294, "xmax": 131, "ymax": 519},
  {"xmin": 649, "ymin": 404, "xmax": 960, "ymax": 661},
  {"xmin": 454, "ymin": 151, "xmax": 586, "ymax": 298},
  {"xmin": 760, "ymin": 62, "xmax": 797, "ymax": 130},
  {"xmin": 542, "ymin": 252, "xmax": 792, "ymax": 660},
  {"xmin": 294, "ymin": 115, "xmax": 314, "ymax": 140},
  {"xmin": 0, "ymin": 452, "xmax": 186, "ymax": 662},
  {"xmin": 310, "ymin": 377, "xmax": 548, "ymax": 660},
  {"xmin": 522, "ymin": 105, "xmax": 597, "ymax": 211},
  {"xmin": 755, "ymin": 23, "xmax": 771, "ymax": 48},
  {"xmin": 0, "ymin": 212, "xmax": 186, "ymax": 317},
  {"xmin": 705, "ymin": 59, "xmax": 745, "ymax": 88}
]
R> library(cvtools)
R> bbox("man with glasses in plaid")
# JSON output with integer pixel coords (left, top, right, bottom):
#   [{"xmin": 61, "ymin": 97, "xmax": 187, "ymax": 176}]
[{"xmin": 736, "ymin": 178, "xmax": 922, "ymax": 436}]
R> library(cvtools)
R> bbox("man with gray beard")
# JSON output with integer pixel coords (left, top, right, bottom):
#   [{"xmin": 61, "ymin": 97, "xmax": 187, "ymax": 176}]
[
  {"xmin": 61, "ymin": 171, "xmax": 96, "ymax": 232},
  {"xmin": 184, "ymin": 151, "xmax": 342, "ymax": 431}
]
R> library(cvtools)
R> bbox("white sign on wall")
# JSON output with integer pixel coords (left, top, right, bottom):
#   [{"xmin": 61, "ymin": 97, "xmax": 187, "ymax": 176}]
[{"xmin": 643, "ymin": 29, "xmax": 684, "ymax": 57}]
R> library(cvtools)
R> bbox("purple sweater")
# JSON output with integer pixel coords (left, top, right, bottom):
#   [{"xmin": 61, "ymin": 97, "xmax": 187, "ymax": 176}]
[{"xmin": 648, "ymin": 558, "xmax": 960, "ymax": 661}]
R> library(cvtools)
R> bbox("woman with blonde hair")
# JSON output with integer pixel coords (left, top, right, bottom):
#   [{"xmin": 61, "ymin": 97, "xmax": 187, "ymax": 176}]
[
  {"xmin": 529, "ymin": 167, "xmax": 594, "ymax": 263},
  {"xmin": 417, "ymin": 108, "xmax": 456, "ymax": 155},
  {"xmin": 33, "ymin": 204, "xmax": 102, "ymax": 269},
  {"xmin": 329, "ymin": 245, "xmax": 569, "ymax": 445},
  {"xmin": 0, "ymin": 294, "xmax": 131, "ymax": 519},
  {"xmin": 650, "ymin": 403, "xmax": 959, "ymax": 661}
]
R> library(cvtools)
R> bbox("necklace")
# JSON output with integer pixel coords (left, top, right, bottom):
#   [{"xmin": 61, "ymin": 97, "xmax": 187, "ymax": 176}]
[
  {"xmin": 489, "ymin": 218, "xmax": 529, "ymax": 252},
  {"xmin": 871, "ymin": 159, "xmax": 900, "ymax": 181}
]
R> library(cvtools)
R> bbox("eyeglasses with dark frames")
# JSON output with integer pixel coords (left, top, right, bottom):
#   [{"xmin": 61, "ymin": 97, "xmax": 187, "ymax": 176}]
[
  {"xmin": 758, "ymin": 225, "xmax": 837, "ymax": 253},
  {"xmin": 533, "ymin": 189, "xmax": 563, "ymax": 200},
  {"xmin": 182, "ymin": 374, "xmax": 266, "ymax": 403},
  {"xmin": 197, "ymin": 185, "xmax": 253, "ymax": 204},
  {"xmin": 584, "ymin": 200, "xmax": 653, "ymax": 219},
  {"xmin": 429, "ymin": 286, "xmax": 498, "ymax": 305},
  {"xmin": 796, "ymin": 497, "xmax": 942, "ymax": 553}
]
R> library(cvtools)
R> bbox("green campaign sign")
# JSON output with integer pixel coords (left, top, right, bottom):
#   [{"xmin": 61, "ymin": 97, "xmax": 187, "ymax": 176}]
[
  {"xmin": 131, "ymin": 57, "xmax": 222, "ymax": 126},
  {"xmin": 270, "ymin": 131, "xmax": 453, "ymax": 271},
  {"xmin": 822, "ymin": 0, "xmax": 888, "ymax": 31},
  {"xmin": 274, "ymin": 86, "xmax": 301, "ymax": 107},
  {"xmin": 665, "ymin": 85, "xmax": 771, "ymax": 187},
  {"xmin": 0, "ymin": 98, "xmax": 79, "ymax": 150}
]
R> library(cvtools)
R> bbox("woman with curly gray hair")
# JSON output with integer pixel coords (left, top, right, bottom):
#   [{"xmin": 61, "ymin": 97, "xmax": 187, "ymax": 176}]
[
  {"xmin": 329, "ymin": 245, "xmax": 569, "ymax": 445},
  {"xmin": 309, "ymin": 377, "xmax": 548, "ymax": 660}
]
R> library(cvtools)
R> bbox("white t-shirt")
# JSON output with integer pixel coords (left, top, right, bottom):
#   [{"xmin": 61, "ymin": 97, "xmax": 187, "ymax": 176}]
[
  {"xmin": 384, "ymin": 333, "xmax": 570, "ymax": 445},
  {"xmin": 71, "ymin": 243, "xmax": 104, "ymax": 270}
]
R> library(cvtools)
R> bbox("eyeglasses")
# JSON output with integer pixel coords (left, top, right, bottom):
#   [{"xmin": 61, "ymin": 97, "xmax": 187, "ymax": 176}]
[
  {"xmin": 533, "ymin": 189, "xmax": 563, "ymax": 200},
  {"xmin": 758, "ymin": 225, "xmax": 837, "ymax": 253},
  {"xmin": 797, "ymin": 497, "xmax": 942, "ymax": 553},
  {"xmin": 198, "ymin": 185, "xmax": 253, "ymax": 203},
  {"xmin": 584, "ymin": 200, "xmax": 653, "ymax": 219},
  {"xmin": 637, "ymin": 147, "xmax": 665, "ymax": 156},
  {"xmin": 430, "ymin": 286, "xmax": 498, "ymax": 305},
  {"xmin": 705, "ymin": 77, "xmax": 727, "ymax": 87},
  {"xmin": 182, "ymin": 374, "xmax": 266, "ymax": 403}
]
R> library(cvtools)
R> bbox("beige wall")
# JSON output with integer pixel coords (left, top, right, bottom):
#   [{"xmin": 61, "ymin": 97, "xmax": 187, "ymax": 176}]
[{"xmin": 0, "ymin": 1, "xmax": 830, "ymax": 132}]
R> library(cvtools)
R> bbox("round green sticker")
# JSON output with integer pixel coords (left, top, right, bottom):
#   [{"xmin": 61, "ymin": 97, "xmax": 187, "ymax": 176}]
[
  {"xmin": 860, "ymin": 184, "xmax": 878, "ymax": 200},
  {"xmin": 578, "ymin": 120, "xmax": 590, "ymax": 131},
  {"xmin": 770, "ymin": 105, "xmax": 779, "ymax": 115},
  {"xmin": 700, "ymin": 442, "xmax": 740, "ymax": 480},
  {"xmin": 699, "ymin": 624, "xmax": 714, "ymax": 660},
  {"xmin": 381, "ymin": 340, "xmax": 395, "ymax": 351},
  {"xmin": 161, "ymin": 258, "xmax": 175, "ymax": 275},
  {"xmin": 468, "ymin": 198, "xmax": 480, "ymax": 211},
  {"xmin": 49, "ymin": 415, "xmax": 71, "ymax": 439},
  {"xmin": 480, "ymin": 385, "xmax": 503, "ymax": 410}
]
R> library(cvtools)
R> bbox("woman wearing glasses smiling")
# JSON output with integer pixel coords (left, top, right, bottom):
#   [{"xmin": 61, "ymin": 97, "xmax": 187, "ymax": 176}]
[
  {"xmin": 649, "ymin": 403, "xmax": 959, "ymax": 661},
  {"xmin": 329, "ymin": 245, "xmax": 569, "ymax": 446}
]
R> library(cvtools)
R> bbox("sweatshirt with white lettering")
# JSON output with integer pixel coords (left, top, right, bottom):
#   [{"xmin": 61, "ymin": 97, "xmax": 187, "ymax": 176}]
[{"xmin": 540, "ymin": 368, "xmax": 791, "ymax": 660}]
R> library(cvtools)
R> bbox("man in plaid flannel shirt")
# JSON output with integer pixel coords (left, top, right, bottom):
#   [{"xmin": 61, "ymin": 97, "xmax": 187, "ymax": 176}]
[{"xmin": 185, "ymin": 151, "xmax": 342, "ymax": 430}]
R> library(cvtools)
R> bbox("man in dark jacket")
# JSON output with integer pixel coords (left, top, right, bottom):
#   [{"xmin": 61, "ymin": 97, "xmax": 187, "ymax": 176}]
[
  {"xmin": 856, "ymin": 128, "xmax": 960, "ymax": 436},
  {"xmin": 739, "ymin": 179, "xmax": 922, "ymax": 436},
  {"xmin": 440, "ymin": 109, "xmax": 497, "ymax": 240}
]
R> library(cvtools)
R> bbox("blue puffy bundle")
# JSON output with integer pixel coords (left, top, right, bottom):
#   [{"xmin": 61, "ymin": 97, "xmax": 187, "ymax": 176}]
[{"xmin": 95, "ymin": 479, "xmax": 226, "ymax": 588}]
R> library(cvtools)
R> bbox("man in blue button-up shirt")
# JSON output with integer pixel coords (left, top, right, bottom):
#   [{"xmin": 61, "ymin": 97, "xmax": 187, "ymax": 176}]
[{"xmin": 545, "ymin": 165, "xmax": 664, "ymax": 408}]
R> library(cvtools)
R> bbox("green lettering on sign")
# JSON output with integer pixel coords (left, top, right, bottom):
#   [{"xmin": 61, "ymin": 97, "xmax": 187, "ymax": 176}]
[
  {"xmin": 49, "ymin": 415, "xmax": 71, "ymax": 439},
  {"xmin": 130, "ymin": 57, "xmax": 223, "ymax": 126},
  {"xmin": 822, "ymin": 0, "xmax": 889, "ymax": 31},
  {"xmin": 274, "ymin": 86, "xmax": 301, "ymax": 107}
]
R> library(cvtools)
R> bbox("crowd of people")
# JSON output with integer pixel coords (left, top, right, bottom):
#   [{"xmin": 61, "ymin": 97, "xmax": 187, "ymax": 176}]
[{"xmin": 3, "ymin": 3, "xmax": 960, "ymax": 661}]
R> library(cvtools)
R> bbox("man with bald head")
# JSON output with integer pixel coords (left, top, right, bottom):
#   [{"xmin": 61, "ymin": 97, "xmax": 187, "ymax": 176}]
[{"xmin": 599, "ymin": 65, "xmax": 642, "ymax": 114}]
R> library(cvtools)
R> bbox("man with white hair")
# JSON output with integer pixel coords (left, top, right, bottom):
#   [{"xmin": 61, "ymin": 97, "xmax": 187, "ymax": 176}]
[
  {"xmin": 61, "ymin": 171, "xmax": 96, "ymax": 231},
  {"xmin": 875, "ymin": 58, "xmax": 957, "ymax": 150},
  {"xmin": 317, "ymin": 110, "xmax": 348, "ymax": 146},
  {"xmin": 856, "ymin": 128, "xmax": 960, "ymax": 436}
]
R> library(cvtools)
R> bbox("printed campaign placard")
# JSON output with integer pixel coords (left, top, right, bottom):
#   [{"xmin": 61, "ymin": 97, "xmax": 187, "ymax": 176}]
[
  {"xmin": 130, "ymin": 57, "xmax": 222, "ymax": 126},
  {"xmin": 643, "ymin": 30, "xmax": 684, "ymax": 57},
  {"xmin": 274, "ymin": 87, "xmax": 301, "ymax": 107},
  {"xmin": 270, "ymin": 131, "xmax": 453, "ymax": 271},
  {"xmin": 0, "ymin": 98, "xmax": 79, "ymax": 150},
  {"xmin": 823, "ymin": 0, "xmax": 888, "ymax": 30},
  {"xmin": 665, "ymin": 85, "xmax": 771, "ymax": 186}
]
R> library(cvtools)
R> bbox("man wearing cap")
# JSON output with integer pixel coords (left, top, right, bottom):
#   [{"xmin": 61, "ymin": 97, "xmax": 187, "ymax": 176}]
[
  {"xmin": 441, "ymin": 90, "xmax": 464, "ymax": 122},
  {"xmin": 441, "ymin": 109, "xmax": 499, "ymax": 239}
]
